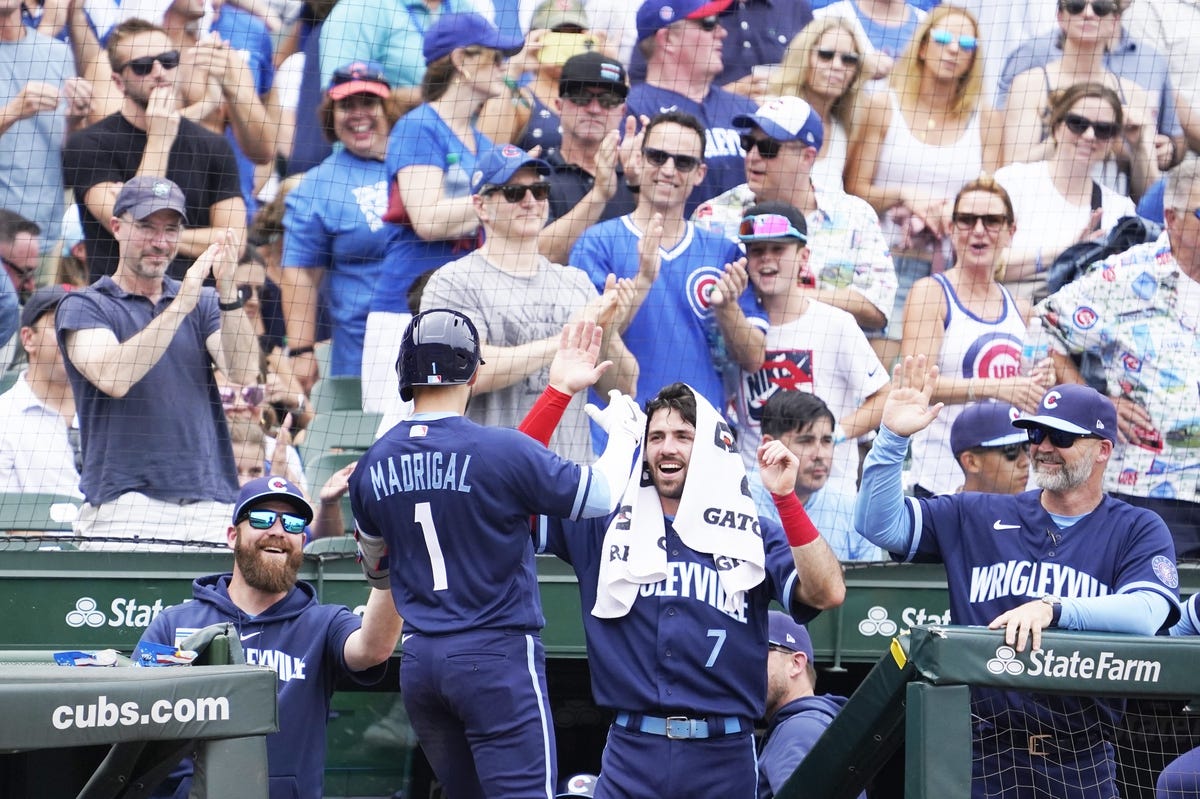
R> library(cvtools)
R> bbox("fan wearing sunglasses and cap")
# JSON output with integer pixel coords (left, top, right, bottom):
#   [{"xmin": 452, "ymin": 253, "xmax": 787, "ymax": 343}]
[
  {"xmin": 136, "ymin": 475, "xmax": 403, "ymax": 799},
  {"xmin": 857, "ymin": 360, "xmax": 1179, "ymax": 799}
]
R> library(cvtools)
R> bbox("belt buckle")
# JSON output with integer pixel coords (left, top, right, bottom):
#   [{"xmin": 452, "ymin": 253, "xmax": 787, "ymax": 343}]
[
  {"xmin": 1028, "ymin": 733, "xmax": 1051, "ymax": 757},
  {"xmin": 665, "ymin": 716, "xmax": 692, "ymax": 739}
]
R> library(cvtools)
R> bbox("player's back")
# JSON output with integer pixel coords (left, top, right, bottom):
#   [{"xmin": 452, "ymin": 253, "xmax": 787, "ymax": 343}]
[{"xmin": 350, "ymin": 414, "xmax": 589, "ymax": 635}]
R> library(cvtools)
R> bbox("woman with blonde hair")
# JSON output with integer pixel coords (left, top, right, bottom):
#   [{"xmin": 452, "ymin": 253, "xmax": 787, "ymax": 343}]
[
  {"xmin": 769, "ymin": 16, "xmax": 870, "ymax": 190},
  {"xmin": 847, "ymin": 4, "xmax": 1002, "ymax": 360}
]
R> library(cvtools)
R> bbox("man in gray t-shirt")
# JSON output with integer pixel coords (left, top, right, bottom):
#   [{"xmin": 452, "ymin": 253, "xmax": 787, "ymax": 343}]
[{"xmin": 419, "ymin": 146, "xmax": 637, "ymax": 462}]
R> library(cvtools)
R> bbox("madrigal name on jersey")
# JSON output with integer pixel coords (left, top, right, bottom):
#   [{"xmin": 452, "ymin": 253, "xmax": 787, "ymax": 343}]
[
  {"xmin": 368, "ymin": 452, "xmax": 474, "ymax": 501},
  {"xmin": 969, "ymin": 560, "xmax": 1108, "ymax": 604}
]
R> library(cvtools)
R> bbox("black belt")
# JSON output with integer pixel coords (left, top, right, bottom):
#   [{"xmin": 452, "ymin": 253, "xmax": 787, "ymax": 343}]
[{"xmin": 613, "ymin": 712, "xmax": 745, "ymax": 740}]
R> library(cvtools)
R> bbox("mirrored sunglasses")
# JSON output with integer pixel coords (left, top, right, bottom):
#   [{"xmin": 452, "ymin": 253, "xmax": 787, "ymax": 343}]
[
  {"xmin": 239, "ymin": 509, "xmax": 308, "ymax": 534},
  {"xmin": 739, "ymin": 214, "xmax": 807, "ymax": 242},
  {"xmin": 929, "ymin": 29, "xmax": 978, "ymax": 51},
  {"xmin": 220, "ymin": 384, "xmax": 266, "ymax": 410}
]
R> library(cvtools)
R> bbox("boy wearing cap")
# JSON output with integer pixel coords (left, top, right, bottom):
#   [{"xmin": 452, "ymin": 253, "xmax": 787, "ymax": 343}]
[
  {"xmin": 0, "ymin": 285, "xmax": 82, "ymax": 496},
  {"xmin": 420, "ymin": 145, "xmax": 637, "ymax": 462},
  {"xmin": 857, "ymin": 361, "xmax": 1179, "ymax": 799},
  {"xmin": 761, "ymin": 610, "xmax": 863, "ymax": 799},
  {"xmin": 734, "ymin": 199, "xmax": 887, "ymax": 499},
  {"xmin": 137, "ymin": 476, "xmax": 403, "ymax": 799},
  {"xmin": 950, "ymin": 400, "xmax": 1031, "ymax": 496},
  {"xmin": 56, "ymin": 176, "xmax": 259, "ymax": 547}
]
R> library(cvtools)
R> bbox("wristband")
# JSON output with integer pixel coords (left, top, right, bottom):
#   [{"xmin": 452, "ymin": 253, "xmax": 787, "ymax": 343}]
[
  {"xmin": 287, "ymin": 345, "xmax": 315, "ymax": 358},
  {"xmin": 772, "ymin": 491, "xmax": 820, "ymax": 547},
  {"xmin": 218, "ymin": 296, "xmax": 244, "ymax": 311},
  {"xmin": 519, "ymin": 386, "xmax": 572, "ymax": 446}
]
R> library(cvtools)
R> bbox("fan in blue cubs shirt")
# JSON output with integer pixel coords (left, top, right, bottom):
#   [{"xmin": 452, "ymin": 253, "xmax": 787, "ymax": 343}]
[
  {"xmin": 856, "ymin": 359, "xmax": 1181, "ymax": 799},
  {"xmin": 137, "ymin": 476, "xmax": 404, "ymax": 799}
]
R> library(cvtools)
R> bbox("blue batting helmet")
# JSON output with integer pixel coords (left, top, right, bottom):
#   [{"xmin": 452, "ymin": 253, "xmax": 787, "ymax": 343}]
[{"xmin": 396, "ymin": 309, "xmax": 484, "ymax": 402}]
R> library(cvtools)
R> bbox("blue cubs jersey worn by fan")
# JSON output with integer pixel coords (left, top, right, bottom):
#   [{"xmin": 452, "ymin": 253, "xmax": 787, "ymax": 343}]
[{"xmin": 350, "ymin": 414, "xmax": 596, "ymax": 635}]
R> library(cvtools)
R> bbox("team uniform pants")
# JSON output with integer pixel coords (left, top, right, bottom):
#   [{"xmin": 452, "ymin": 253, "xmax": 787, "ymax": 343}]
[
  {"xmin": 400, "ymin": 629, "xmax": 556, "ymax": 799},
  {"xmin": 972, "ymin": 732, "xmax": 1118, "ymax": 799},
  {"xmin": 593, "ymin": 723, "xmax": 758, "ymax": 799}
]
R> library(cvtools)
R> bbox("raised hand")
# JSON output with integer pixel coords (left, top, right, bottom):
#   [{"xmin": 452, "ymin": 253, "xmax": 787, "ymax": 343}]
[
  {"xmin": 637, "ymin": 212, "xmax": 665, "ymax": 284},
  {"xmin": 882, "ymin": 355, "xmax": 943, "ymax": 437},
  {"xmin": 757, "ymin": 439, "xmax": 799, "ymax": 496},
  {"xmin": 548, "ymin": 320, "xmax": 612, "ymax": 395},
  {"xmin": 709, "ymin": 257, "xmax": 749, "ymax": 309},
  {"xmin": 585, "ymin": 389, "xmax": 646, "ymax": 440}
]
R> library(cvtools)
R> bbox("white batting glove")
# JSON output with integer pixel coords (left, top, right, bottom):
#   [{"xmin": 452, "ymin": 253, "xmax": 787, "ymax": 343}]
[
  {"xmin": 355, "ymin": 528, "xmax": 390, "ymax": 589},
  {"xmin": 585, "ymin": 390, "xmax": 646, "ymax": 441}
]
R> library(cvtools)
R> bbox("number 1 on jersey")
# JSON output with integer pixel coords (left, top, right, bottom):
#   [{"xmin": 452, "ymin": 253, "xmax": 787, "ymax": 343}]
[{"xmin": 415, "ymin": 502, "xmax": 448, "ymax": 591}]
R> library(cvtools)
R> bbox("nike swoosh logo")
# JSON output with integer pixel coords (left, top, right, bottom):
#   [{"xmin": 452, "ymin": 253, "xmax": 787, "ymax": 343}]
[
  {"xmin": 659, "ymin": 105, "xmax": 678, "ymax": 114},
  {"xmin": 993, "ymin": 521, "xmax": 1021, "ymax": 531},
  {"xmin": 868, "ymin": 367, "xmax": 879, "ymax": 377},
  {"xmin": 240, "ymin": 631, "xmax": 263, "ymax": 641}
]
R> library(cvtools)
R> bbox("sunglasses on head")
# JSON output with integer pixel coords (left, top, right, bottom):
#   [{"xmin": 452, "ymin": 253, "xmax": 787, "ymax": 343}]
[
  {"xmin": 119, "ymin": 50, "xmax": 181, "ymax": 76},
  {"xmin": 739, "ymin": 214, "xmax": 807, "ymax": 242},
  {"xmin": 815, "ymin": 48, "xmax": 860, "ymax": 67},
  {"xmin": 1059, "ymin": 0, "xmax": 1118, "ymax": 17},
  {"xmin": 220, "ymin": 384, "xmax": 266, "ymax": 410},
  {"xmin": 976, "ymin": 442, "xmax": 1030, "ymax": 461},
  {"xmin": 689, "ymin": 15, "xmax": 721, "ymax": 32},
  {"xmin": 1026, "ymin": 427, "xmax": 1097, "ymax": 448},
  {"xmin": 562, "ymin": 89, "xmax": 624, "ymax": 109},
  {"xmin": 740, "ymin": 134, "xmax": 789, "ymax": 159},
  {"xmin": 641, "ymin": 147, "xmax": 702, "ymax": 172},
  {"xmin": 1062, "ymin": 113, "xmax": 1119, "ymax": 141},
  {"xmin": 481, "ymin": 181, "xmax": 552, "ymax": 203},
  {"xmin": 951, "ymin": 212, "xmax": 1009, "ymax": 232},
  {"xmin": 929, "ymin": 29, "xmax": 978, "ymax": 51},
  {"xmin": 238, "ymin": 509, "xmax": 308, "ymax": 534}
]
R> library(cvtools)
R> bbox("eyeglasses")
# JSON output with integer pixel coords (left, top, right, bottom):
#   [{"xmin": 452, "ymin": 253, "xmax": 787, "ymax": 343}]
[
  {"xmin": 131, "ymin": 219, "xmax": 183, "ymax": 239},
  {"xmin": 689, "ymin": 15, "xmax": 721, "ymax": 32},
  {"xmin": 740, "ymin": 134, "xmax": 790, "ymax": 159},
  {"xmin": 238, "ymin": 509, "xmax": 308, "ymax": 534},
  {"xmin": 815, "ymin": 48, "xmax": 861, "ymax": 67},
  {"xmin": 1059, "ymin": 0, "xmax": 1118, "ymax": 17},
  {"xmin": 220, "ymin": 384, "xmax": 266, "ymax": 410},
  {"xmin": 1026, "ymin": 427, "xmax": 1098, "ymax": 448},
  {"xmin": 481, "ymin": 181, "xmax": 552, "ymax": 203},
  {"xmin": 739, "ymin": 214, "xmax": 807, "ymax": 243},
  {"xmin": 929, "ymin": 29, "xmax": 978, "ymax": 51},
  {"xmin": 562, "ymin": 89, "xmax": 624, "ymax": 109},
  {"xmin": 1062, "ymin": 113, "xmax": 1119, "ymax": 141},
  {"xmin": 768, "ymin": 644, "xmax": 797, "ymax": 655},
  {"xmin": 119, "ymin": 50, "xmax": 181, "ymax": 76},
  {"xmin": 1, "ymin": 254, "xmax": 36, "ymax": 279},
  {"xmin": 951, "ymin": 213, "xmax": 1009, "ymax": 232},
  {"xmin": 642, "ymin": 147, "xmax": 702, "ymax": 173},
  {"xmin": 975, "ymin": 442, "xmax": 1031, "ymax": 461},
  {"xmin": 462, "ymin": 48, "xmax": 505, "ymax": 66}
]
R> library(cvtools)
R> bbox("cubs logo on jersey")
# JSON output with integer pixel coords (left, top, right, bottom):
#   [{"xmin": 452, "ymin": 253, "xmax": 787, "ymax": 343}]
[{"xmin": 961, "ymin": 332, "xmax": 1022, "ymax": 380}]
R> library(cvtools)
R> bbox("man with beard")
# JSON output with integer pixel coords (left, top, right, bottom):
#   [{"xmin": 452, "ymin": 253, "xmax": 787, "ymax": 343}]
[
  {"xmin": 137, "ymin": 475, "xmax": 403, "ymax": 799},
  {"xmin": 62, "ymin": 18, "xmax": 245, "ymax": 280},
  {"xmin": 855, "ymin": 358, "xmax": 1180, "ymax": 799}
]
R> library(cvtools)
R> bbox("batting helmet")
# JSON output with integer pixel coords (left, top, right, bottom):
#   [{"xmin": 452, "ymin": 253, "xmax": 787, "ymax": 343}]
[{"xmin": 396, "ymin": 309, "xmax": 484, "ymax": 401}]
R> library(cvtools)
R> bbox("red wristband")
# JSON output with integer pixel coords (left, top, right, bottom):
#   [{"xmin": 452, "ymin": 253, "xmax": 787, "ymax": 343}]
[
  {"xmin": 518, "ymin": 386, "xmax": 572, "ymax": 446},
  {"xmin": 772, "ymin": 492, "xmax": 820, "ymax": 547}
]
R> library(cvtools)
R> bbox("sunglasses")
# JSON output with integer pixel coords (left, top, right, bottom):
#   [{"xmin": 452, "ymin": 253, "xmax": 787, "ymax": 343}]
[
  {"xmin": 689, "ymin": 15, "xmax": 721, "ymax": 32},
  {"xmin": 1059, "ymin": 0, "xmax": 1118, "ymax": 17},
  {"xmin": 815, "ymin": 48, "xmax": 861, "ymax": 67},
  {"xmin": 119, "ymin": 50, "xmax": 181, "ymax": 76},
  {"xmin": 1026, "ymin": 427, "xmax": 1098, "ymax": 448},
  {"xmin": 976, "ymin": 442, "xmax": 1031, "ymax": 461},
  {"xmin": 1, "ymin": 254, "xmax": 36, "ymax": 278},
  {"xmin": 1062, "ymin": 113, "xmax": 1119, "ymax": 141},
  {"xmin": 237, "ymin": 283, "xmax": 263, "ymax": 303},
  {"xmin": 481, "ymin": 181, "xmax": 552, "ymax": 203},
  {"xmin": 739, "ymin": 213, "xmax": 807, "ymax": 242},
  {"xmin": 563, "ymin": 89, "xmax": 624, "ymax": 109},
  {"xmin": 462, "ymin": 48, "xmax": 505, "ymax": 65},
  {"xmin": 740, "ymin": 134, "xmax": 790, "ymax": 159},
  {"xmin": 642, "ymin": 147, "xmax": 702, "ymax": 172},
  {"xmin": 220, "ymin": 384, "xmax": 266, "ymax": 410},
  {"xmin": 951, "ymin": 213, "xmax": 1009, "ymax": 232},
  {"xmin": 238, "ymin": 509, "xmax": 308, "ymax": 534},
  {"xmin": 929, "ymin": 29, "xmax": 978, "ymax": 51},
  {"xmin": 768, "ymin": 644, "xmax": 798, "ymax": 655}
]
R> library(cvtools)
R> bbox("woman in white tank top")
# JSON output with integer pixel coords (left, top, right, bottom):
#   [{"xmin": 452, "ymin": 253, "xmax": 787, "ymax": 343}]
[
  {"xmin": 900, "ymin": 176, "xmax": 1055, "ymax": 496},
  {"xmin": 847, "ymin": 5, "xmax": 1003, "ymax": 360}
]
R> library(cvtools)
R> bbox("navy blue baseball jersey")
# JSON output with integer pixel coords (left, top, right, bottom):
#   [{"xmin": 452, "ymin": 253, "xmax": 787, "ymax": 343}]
[
  {"xmin": 538, "ymin": 512, "xmax": 814, "ymax": 720},
  {"xmin": 349, "ymin": 414, "xmax": 597, "ymax": 635},
  {"xmin": 138, "ymin": 575, "xmax": 380, "ymax": 799},
  {"xmin": 625, "ymin": 83, "xmax": 757, "ymax": 216}
]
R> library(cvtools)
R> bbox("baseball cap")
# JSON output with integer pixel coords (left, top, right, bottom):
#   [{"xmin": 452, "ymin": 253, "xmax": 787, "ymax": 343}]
[
  {"xmin": 559, "ymin": 51, "xmax": 628, "ymax": 98},
  {"xmin": 635, "ymin": 0, "xmax": 733, "ymax": 41},
  {"xmin": 1013, "ymin": 384, "xmax": 1118, "ymax": 443},
  {"xmin": 739, "ymin": 201, "xmax": 807, "ymax": 243},
  {"xmin": 733, "ymin": 95, "xmax": 825, "ymax": 151},
  {"xmin": 768, "ymin": 610, "xmax": 814, "ymax": 661},
  {"xmin": 530, "ymin": 0, "xmax": 590, "ymax": 31},
  {"xmin": 950, "ymin": 401, "xmax": 1026, "ymax": 457},
  {"xmin": 424, "ymin": 13, "xmax": 525, "ymax": 66},
  {"xmin": 556, "ymin": 773, "xmax": 598, "ymax": 797},
  {"xmin": 20, "ymin": 284, "xmax": 74, "ymax": 329},
  {"xmin": 327, "ymin": 61, "xmax": 391, "ymax": 101},
  {"xmin": 470, "ymin": 144, "xmax": 552, "ymax": 194},
  {"xmin": 113, "ymin": 177, "xmax": 188, "ymax": 223},
  {"xmin": 232, "ymin": 476, "xmax": 315, "ymax": 526}
]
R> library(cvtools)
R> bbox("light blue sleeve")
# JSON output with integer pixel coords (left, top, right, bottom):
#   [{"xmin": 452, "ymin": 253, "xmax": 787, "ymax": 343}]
[
  {"xmin": 0, "ymin": 275, "xmax": 19, "ymax": 349},
  {"xmin": 1169, "ymin": 594, "xmax": 1200, "ymax": 637},
  {"xmin": 854, "ymin": 425, "xmax": 916, "ymax": 554},
  {"xmin": 1061, "ymin": 591, "xmax": 1172, "ymax": 637}
]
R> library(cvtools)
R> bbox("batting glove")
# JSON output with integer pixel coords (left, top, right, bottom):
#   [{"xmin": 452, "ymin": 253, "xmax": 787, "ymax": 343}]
[
  {"xmin": 585, "ymin": 390, "xmax": 646, "ymax": 441},
  {"xmin": 355, "ymin": 528, "xmax": 390, "ymax": 589}
]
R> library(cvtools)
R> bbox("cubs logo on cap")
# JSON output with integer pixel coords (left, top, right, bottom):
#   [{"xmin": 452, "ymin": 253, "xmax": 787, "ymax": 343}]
[
  {"xmin": 1013, "ymin": 383, "xmax": 1118, "ymax": 443},
  {"xmin": 233, "ymin": 476, "xmax": 315, "ymax": 525}
]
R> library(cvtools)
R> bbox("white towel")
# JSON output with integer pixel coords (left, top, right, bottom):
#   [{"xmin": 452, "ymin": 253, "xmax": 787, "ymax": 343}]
[{"xmin": 592, "ymin": 386, "xmax": 767, "ymax": 619}]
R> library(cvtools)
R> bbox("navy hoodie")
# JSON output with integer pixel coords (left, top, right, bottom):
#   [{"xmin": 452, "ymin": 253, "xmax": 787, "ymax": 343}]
[{"xmin": 758, "ymin": 694, "xmax": 866, "ymax": 799}]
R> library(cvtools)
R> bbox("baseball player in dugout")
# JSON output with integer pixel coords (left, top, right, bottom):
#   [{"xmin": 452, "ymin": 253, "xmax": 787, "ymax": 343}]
[
  {"xmin": 521, "ymin": 370, "xmax": 845, "ymax": 797},
  {"xmin": 855, "ymin": 356, "xmax": 1181, "ymax": 799},
  {"xmin": 350, "ymin": 312, "xmax": 646, "ymax": 799}
]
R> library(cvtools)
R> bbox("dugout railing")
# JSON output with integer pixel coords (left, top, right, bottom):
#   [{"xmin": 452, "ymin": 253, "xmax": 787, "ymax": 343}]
[{"xmin": 778, "ymin": 625, "xmax": 1200, "ymax": 799}]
